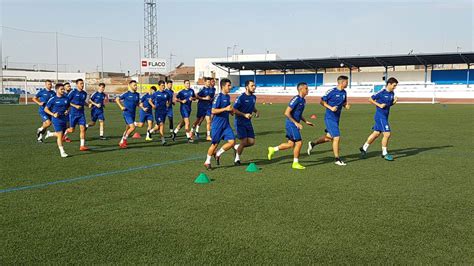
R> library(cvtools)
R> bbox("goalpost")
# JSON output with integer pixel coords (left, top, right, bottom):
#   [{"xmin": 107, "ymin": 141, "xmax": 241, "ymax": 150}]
[{"xmin": 0, "ymin": 76, "xmax": 29, "ymax": 104}]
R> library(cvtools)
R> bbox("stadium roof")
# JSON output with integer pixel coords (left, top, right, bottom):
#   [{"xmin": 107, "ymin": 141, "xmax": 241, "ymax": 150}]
[{"xmin": 213, "ymin": 52, "xmax": 474, "ymax": 71}]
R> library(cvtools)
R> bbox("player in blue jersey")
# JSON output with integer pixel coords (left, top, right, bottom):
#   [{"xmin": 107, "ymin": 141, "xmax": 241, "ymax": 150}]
[
  {"xmin": 360, "ymin": 77, "xmax": 398, "ymax": 161},
  {"xmin": 267, "ymin": 82, "xmax": 314, "ymax": 170},
  {"xmin": 136, "ymin": 85, "xmax": 157, "ymax": 141},
  {"xmin": 172, "ymin": 80, "xmax": 196, "ymax": 143},
  {"xmin": 307, "ymin": 75, "xmax": 351, "ymax": 166},
  {"xmin": 64, "ymin": 82, "xmax": 72, "ymax": 97},
  {"xmin": 116, "ymin": 80, "xmax": 140, "ymax": 149},
  {"xmin": 164, "ymin": 80, "xmax": 175, "ymax": 137},
  {"xmin": 62, "ymin": 79, "xmax": 89, "ymax": 151},
  {"xmin": 87, "ymin": 82, "xmax": 107, "ymax": 140},
  {"xmin": 232, "ymin": 80, "xmax": 259, "ymax": 165},
  {"xmin": 43, "ymin": 83, "xmax": 70, "ymax": 158},
  {"xmin": 192, "ymin": 77, "xmax": 215, "ymax": 141},
  {"xmin": 204, "ymin": 78, "xmax": 236, "ymax": 170},
  {"xmin": 149, "ymin": 80, "xmax": 170, "ymax": 145},
  {"xmin": 33, "ymin": 80, "xmax": 55, "ymax": 142}
]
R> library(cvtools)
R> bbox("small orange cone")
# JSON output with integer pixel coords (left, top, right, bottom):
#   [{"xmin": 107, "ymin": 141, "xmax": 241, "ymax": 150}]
[
  {"xmin": 310, "ymin": 114, "xmax": 317, "ymax": 119},
  {"xmin": 132, "ymin": 132, "xmax": 141, "ymax": 139}
]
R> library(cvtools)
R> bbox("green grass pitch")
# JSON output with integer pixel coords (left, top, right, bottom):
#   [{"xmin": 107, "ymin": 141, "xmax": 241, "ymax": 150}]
[{"xmin": 1, "ymin": 103, "xmax": 473, "ymax": 264}]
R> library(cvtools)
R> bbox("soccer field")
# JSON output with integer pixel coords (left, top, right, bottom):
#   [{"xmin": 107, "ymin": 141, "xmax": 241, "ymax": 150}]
[{"xmin": 1, "ymin": 103, "xmax": 473, "ymax": 264}]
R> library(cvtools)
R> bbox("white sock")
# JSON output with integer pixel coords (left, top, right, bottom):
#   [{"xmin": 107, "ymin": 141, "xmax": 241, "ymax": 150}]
[
  {"xmin": 80, "ymin": 139, "xmax": 85, "ymax": 146},
  {"xmin": 293, "ymin": 158, "xmax": 299, "ymax": 163},
  {"xmin": 46, "ymin": 131, "xmax": 54, "ymax": 138},
  {"xmin": 174, "ymin": 128, "xmax": 179, "ymax": 134},
  {"xmin": 216, "ymin": 148, "xmax": 225, "ymax": 157},
  {"xmin": 234, "ymin": 144, "xmax": 240, "ymax": 150},
  {"xmin": 382, "ymin": 147, "xmax": 388, "ymax": 156},
  {"xmin": 85, "ymin": 124, "xmax": 89, "ymax": 129},
  {"xmin": 235, "ymin": 153, "xmax": 240, "ymax": 162},
  {"xmin": 169, "ymin": 129, "xmax": 173, "ymax": 133},
  {"xmin": 100, "ymin": 129, "xmax": 104, "ymax": 136},
  {"xmin": 205, "ymin": 155, "xmax": 212, "ymax": 164},
  {"xmin": 207, "ymin": 131, "xmax": 211, "ymax": 136},
  {"xmin": 191, "ymin": 128, "xmax": 194, "ymax": 133},
  {"xmin": 59, "ymin": 146, "xmax": 65, "ymax": 153},
  {"xmin": 186, "ymin": 132, "xmax": 191, "ymax": 139},
  {"xmin": 134, "ymin": 122, "xmax": 138, "ymax": 126},
  {"xmin": 38, "ymin": 127, "xmax": 44, "ymax": 132},
  {"xmin": 196, "ymin": 125, "xmax": 200, "ymax": 133},
  {"xmin": 149, "ymin": 128, "xmax": 155, "ymax": 134},
  {"xmin": 363, "ymin": 143, "xmax": 370, "ymax": 151},
  {"xmin": 273, "ymin": 146, "xmax": 279, "ymax": 151}
]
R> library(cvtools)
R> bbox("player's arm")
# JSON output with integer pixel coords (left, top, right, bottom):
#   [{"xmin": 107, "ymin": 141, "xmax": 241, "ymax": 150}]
[
  {"xmin": 89, "ymin": 94, "xmax": 100, "ymax": 108},
  {"xmin": 32, "ymin": 96, "xmax": 44, "ymax": 106},
  {"xmin": 115, "ymin": 97, "xmax": 125, "ymax": 111},
  {"xmin": 148, "ymin": 98, "xmax": 156, "ymax": 109},
  {"xmin": 139, "ymin": 102, "xmax": 148, "ymax": 112},
  {"xmin": 369, "ymin": 97, "xmax": 386, "ymax": 109},
  {"xmin": 344, "ymin": 101, "xmax": 351, "ymax": 110},
  {"xmin": 320, "ymin": 99, "xmax": 337, "ymax": 112},
  {"xmin": 392, "ymin": 96, "xmax": 398, "ymax": 105},
  {"xmin": 212, "ymin": 104, "xmax": 232, "ymax": 115},
  {"xmin": 284, "ymin": 106, "xmax": 303, "ymax": 129},
  {"xmin": 300, "ymin": 115, "xmax": 314, "ymax": 126},
  {"xmin": 232, "ymin": 107, "xmax": 251, "ymax": 119}
]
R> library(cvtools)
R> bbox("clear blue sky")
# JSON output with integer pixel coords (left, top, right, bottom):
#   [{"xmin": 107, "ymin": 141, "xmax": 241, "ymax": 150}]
[{"xmin": 1, "ymin": 0, "xmax": 472, "ymax": 73}]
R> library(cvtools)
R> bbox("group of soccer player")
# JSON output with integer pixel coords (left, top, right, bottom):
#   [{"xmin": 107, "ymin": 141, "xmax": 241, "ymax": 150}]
[{"xmin": 33, "ymin": 75, "xmax": 398, "ymax": 170}]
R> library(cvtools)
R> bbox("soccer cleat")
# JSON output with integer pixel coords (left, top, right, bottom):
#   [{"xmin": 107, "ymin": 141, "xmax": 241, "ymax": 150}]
[
  {"xmin": 99, "ymin": 136, "xmax": 107, "ymax": 140},
  {"xmin": 79, "ymin": 146, "xmax": 89, "ymax": 151},
  {"xmin": 335, "ymin": 159, "xmax": 347, "ymax": 166},
  {"xmin": 60, "ymin": 151, "xmax": 69, "ymax": 158},
  {"xmin": 359, "ymin": 147, "xmax": 367, "ymax": 159},
  {"xmin": 119, "ymin": 140, "xmax": 128, "ymax": 149},
  {"xmin": 382, "ymin": 154, "xmax": 394, "ymax": 161},
  {"xmin": 188, "ymin": 138, "xmax": 194, "ymax": 143},
  {"xmin": 37, "ymin": 138, "xmax": 44, "ymax": 143},
  {"xmin": 195, "ymin": 132, "xmax": 200, "ymax": 140},
  {"xmin": 44, "ymin": 131, "xmax": 51, "ymax": 140},
  {"xmin": 145, "ymin": 136, "xmax": 153, "ymax": 141},
  {"xmin": 206, "ymin": 136, "xmax": 212, "ymax": 141},
  {"xmin": 204, "ymin": 163, "xmax": 212, "ymax": 170},
  {"xmin": 307, "ymin": 141, "xmax": 314, "ymax": 156},
  {"xmin": 214, "ymin": 154, "xmax": 221, "ymax": 165},
  {"xmin": 267, "ymin": 147, "xmax": 275, "ymax": 160},
  {"xmin": 292, "ymin": 162, "xmax": 306, "ymax": 170},
  {"xmin": 234, "ymin": 160, "xmax": 241, "ymax": 166},
  {"xmin": 171, "ymin": 132, "xmax": 177, "ymax": 142},
  {"xmin": 63, "ymin": 137, "xmax": 72, "ymax": 143},
  {"xmin": 36, "ymin": 128, "xmax": 43, "ymax": 141},
  {"xmin": 162, "ymin": 140, "xmax": 167, "ymax": 146}
]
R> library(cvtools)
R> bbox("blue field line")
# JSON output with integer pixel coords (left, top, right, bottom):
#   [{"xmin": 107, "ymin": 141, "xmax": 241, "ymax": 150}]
[{"xmin": 0, "ymin": 155, "xmax": 203, "ymax": 194}]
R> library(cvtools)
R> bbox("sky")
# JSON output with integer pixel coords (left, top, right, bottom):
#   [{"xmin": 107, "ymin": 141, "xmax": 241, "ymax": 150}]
[{"xmin": 1, "ymin": 0, "xmax": 473, "ymax": 73}]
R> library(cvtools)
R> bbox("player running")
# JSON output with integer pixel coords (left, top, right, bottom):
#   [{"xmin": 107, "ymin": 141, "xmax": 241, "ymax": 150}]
[
  {"xmin": 359, "ymin": 77, "xmax": 398, "ymax": 161},
  {"xmin": 63, "ymin": 79, "xmax": 89, "ymax": 151},
  {"xmin": 164, "ymin": 80, "xmax": 175, "ymax": 137},
  {"xmin": 233, "ymin": 80, "xmax": 259, "ymax": 165},
  {"xmin": 172, "ymin": 80, "xmax": 196, "ymax": 143},
  {"xmin": 116, "ymin": 80, "xmax": 140, "ymax": 149},
  {"xmin": 136, "ymin": 85, "xmax": 157, "ymax": 141},
  {"xmin": 192, "ymin": 77, "xmax": 215, "ymax": 141},
  {"xmin": 204, "ymin": 78, "xmax": 236, "ymax": 170},
  {"xmin": 87, "ymin": 82, "xmax": 107, "ymax": 140},
  {"xmin": 149, "ymin": 80, "xmax": 170, "ymax": 145},
  {"xmin": 33, "ymin": 80, "xmax": 56, "ymax": 142},
  {"xmin": 307, "ymin": 75, "xmax": 350, "ymax": 166},
  {"xmin": 267, "ymin": 82, "xmax": 314, "ymax": 170},
  {"xmin": 43, "ymin": 83, "xmax": 70, "ymax": 158}
]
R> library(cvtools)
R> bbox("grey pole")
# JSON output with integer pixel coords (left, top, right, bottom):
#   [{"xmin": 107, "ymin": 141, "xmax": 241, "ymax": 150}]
[
  {"xmin": 100, "ymin": 36, "xmax": 104, "ymax": 81},
  {"xmin": 349, "ymin": 67, "xmax": 352, "ymax": 89},
  {"xmin": 467, "ymin": 64, "xmax": 470, "ymax": 88},
  {"xmin": 138, "ymin": 40, "xmax": 142, "ymax": 93},
  {"xmin": 314, "ymin": 69, "xmax": 318, "ymax": 90},
  {"xmin": 55, "ymin": 32, "xmax": 59, "ymax": 82},
  {"xmin": 0, "ymin": 27, "xmax": 3, "ymax": 94}
]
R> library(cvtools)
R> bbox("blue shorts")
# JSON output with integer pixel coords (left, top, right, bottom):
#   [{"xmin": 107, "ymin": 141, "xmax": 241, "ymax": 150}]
[
  {"xmin": 373, "ymin": 117, "xmax": 391, "ymax": 132},
  {"xmin": 206, "ymin": 107, "xmax": 212, "ymax": 117},
  {"xmin": 39, "ymin": 109, "xmax": 51, "ymax": 122},
  {"xmin": 91, "ymin": 108, "xmax": 105, "ymax": 122},
  {"xmin": 69, "ymin": 112, "xmax": 87, "ymax": 128},
  {"xmin": 123, "ymin": 111, "xmax": 136, "ymax": 125},
  {"xmin": 155, "ymin": 112, "xmax": 166, "ymax": 124},
  {"xmin": 196, "ymin": 106, "xmax": 207, "ymax": 118},
  {"xmin": 285, "ymin": 122, "xmax": 302, "ymax": 142},
  {"xmin": 324, "ymin": 118, "xmax": 340, "ymax": 138},
  {"xmin": 235, "ymin": 122, "xmax": 255, "ymax": 139},
  {"xmin": 211, "ymin": 123, "xmax": 235, "ymax": 144},
  {"xmin": 180, "ymin": 107, "xmax": 191, "ymax": 118},
  {"xmin": 52, "ymin": 116, "xmax": 68, "ymax": 132},
  {"xmin": 139, "ymin": 110, "xmax": 153, "ymax": 123}
]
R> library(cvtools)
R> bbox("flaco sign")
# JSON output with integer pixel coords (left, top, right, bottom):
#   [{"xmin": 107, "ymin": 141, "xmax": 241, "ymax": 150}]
[{"xmin": 140, "ymin": 58, "xmax": 167, "ymax": 73}]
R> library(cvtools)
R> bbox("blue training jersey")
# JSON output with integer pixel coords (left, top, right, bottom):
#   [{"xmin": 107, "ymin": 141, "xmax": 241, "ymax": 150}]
[
  {"xmin": 152, "ymin": 90, "xmax": 169, "ymax": 114},
  {"xmin": 119, "ymin": 91, "xmax": 140, "ymax": 113},
  {"xmin": 322, "ymin": 87, "xmax": 347, "ymax": 121},
  {"xmin": 233, "ymin": 92, "xmax": 256, "ymax": 125},
  {"xmin": 286, "ymin": 95, "xmax": 306, "ymax": 123},
  {"xmin": 45, "ymin": 95, "xmax": 70, "ymax": 117},
  {"xmin": 35, "ymin": 89, "xmax": 56, "ymax": 110},
  {"xmin": 176, "ymin": 88, "xmax": 195, "ymax": 110},
  {"xmin": 212, "ymin": 93, "xmax": 232, "ymax": 125},
  {"xmin": 140, "ymin": 93, "xmax": 153, "ymax": 113},
  {"xmin": 165, "ymin": 89, "xmax": 174, "ymax": 108},
  {"xmin": 371, "ymin": 88, "xmax": 395, "ymax": 119},
  {"xmin": 90, "ymin": 92, "xmax": 106, "ymax": 110},
  {"xmin": 68, "ymin": 89, "xmax": 88, "ymax": 113},
  {"xmin": 197, "ymin": 87, "xmax": 212, "ymax": 108}
]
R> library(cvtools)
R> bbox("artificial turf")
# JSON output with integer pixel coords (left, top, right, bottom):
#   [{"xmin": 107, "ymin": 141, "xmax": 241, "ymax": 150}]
[{"xmin": 1, "ymin": 103, "xmax": 473, "ymax": 263}]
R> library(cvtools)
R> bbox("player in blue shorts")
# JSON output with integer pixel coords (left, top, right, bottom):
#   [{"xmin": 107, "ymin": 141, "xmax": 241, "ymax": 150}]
[
  {"xmin": 172, "ymin": 80, "xmax": 196, "ymax": 143},
  {"xmin": 267, "ymin": 82, "xmax": 314, "ymax": 170},
  {"xmin": 63, "ymin": 79, "xmax": 89, "ymax": 151},
  {"xmin": 204, "ymin": 78, "xmax": 235, "ymax": 170},
  {"xmin": 307, "ymin": 75, "xmax": 350, "ymax": 166},
  {"xmin": 87, "ymin": 82, "xmax": 107, "ymax": 140},
  {"xmin": 43, "ymin": 83, "xmax": 70, "ymax": 158},
  {"xmin": 164, "ymin": 80, "xmax": 175, "ymax": 137},
  {"xmin": 149, "ymin": 81, "xmax": 170, "ymax": 145},
  {"xmin": 192, "ymin": 77, "xmax": 215, "ymax": 141},
  {"xmin": 232, "ymin": 80, "xmax": 259, "ymax": 165},
  {"xmin": 360, "ymin": 77, "xmax": 398, "ymax": 161},
  {"xmin": 116, "ymin": 80, "xmax": 140, "ymax": 149},
  {"xmin": 32, "ymin": 80, "xmax": 55, "ymax": 142},
  {"xmin": 136, "ymin": 85, "xmax": 157, "ymax": 141}
]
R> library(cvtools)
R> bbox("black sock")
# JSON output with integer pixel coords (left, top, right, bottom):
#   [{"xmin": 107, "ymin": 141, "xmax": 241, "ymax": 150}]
[{"xmin": 169, "ymin": 118, "xmax": 174, "ymax": 130}]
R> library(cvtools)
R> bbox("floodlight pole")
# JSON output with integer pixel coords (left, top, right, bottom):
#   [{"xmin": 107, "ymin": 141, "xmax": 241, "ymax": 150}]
[
  {"xmin": 314, "ymin": 69, "xmax": 318, "ymax": 90},
  {"xmin": 467, "ymin": 64, "xmax": 470, "ymax": 88},
  {"xmin": 349, "ymin": 67, "xmax": 352, "ymax": 89},
  {"xmin": 283, "ymin": 70, "xmax": 286, "ymax": 90},
  {"xmin": 100, "ymin": 36, "xmax": 104, "ymax": 81},
  {"xmin": 55, "ymin": 32, "xmax": 59, "ymax": 83},
  {"xmin": 253, "ymin": 70, "xmax": 256, "ymax": 83}
]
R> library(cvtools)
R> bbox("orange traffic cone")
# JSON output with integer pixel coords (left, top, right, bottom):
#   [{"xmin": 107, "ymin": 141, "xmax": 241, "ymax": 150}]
[
  {"xmin": 310, "ymin": 114, "xmax": 317, "ymax": 119},
  {"xmin": 132, "ymin": 132, "xmax": 141, "ymax": 139}
]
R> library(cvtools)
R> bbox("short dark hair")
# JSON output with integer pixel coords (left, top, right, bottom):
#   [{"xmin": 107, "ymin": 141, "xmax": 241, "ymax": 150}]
[
  {"xmin": 297, "ymin": 82, "xmax": 308, "ymax": 90},
  {"xmin": 150, "ymin": 86, "xmax": 157, "ymax": 91},
  {"xmin": 337, "ymin": 75, "xmax": 349, "ymax": 82},
  {"xmin": 55, "ymin": 83, "xmax": 64, "ymax": 90},
  {"xmin": 220, "ymin": 78, "xmax": 231, "ymax": 88},
  {"xmin": 75, "ymin": 78, "xmax": 83, "ymax": 84},
  {"xmin": 45, "ymin": 80, "xmax": 52, "ymax": 83},
  {"xmin": 98, "ymin": 82, "xmax": 106, "ymax": 87},
  {"xmin": 205, "ymin": 77, "xmax": 213, "ymax": 81},
  {"xmin": 386, "ymin": 77, "xmax": 399, "ymax": 85},
  {"xmin": 129, "ymin": 80, "xmax": 137, "ymax": 84},
  {"xmin": 184, "ymin": 79, "xmax": 190, "ymax": 83},
  {"xmin": 158, "ymin": 80, "xmax": 165, "ymax": 85},
  {"xmin": 245, "ymin": 80, "xmax": 254, "ymax": 87},
  {"xmin": 166, "ymin": 80, "xmax": 173, "ymax": 84},
  {"xmin": 64, "ymin": 82, "xmax": 70, "ymax": 86}
]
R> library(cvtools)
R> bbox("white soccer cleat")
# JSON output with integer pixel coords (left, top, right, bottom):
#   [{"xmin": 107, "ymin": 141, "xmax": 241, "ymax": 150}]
[
  {"xmin": 307, "ymin": 141, "xmax": 314, "ymax": 156},
  {"xmin": 44, "ymin": 131, "xmax": 52, "ymax": 140},
  {"xmin": 335, "ymin": 159, "xmax": 346, "ymax": 166},
  {"xmin": 60, "ymin": 151, "xmax": 69, "ymax": 158}
]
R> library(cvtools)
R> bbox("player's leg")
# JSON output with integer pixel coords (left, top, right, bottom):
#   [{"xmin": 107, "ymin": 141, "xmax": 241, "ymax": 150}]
[
  {"xmin": 214, "ymin": 125, "xmax": 236, "ymax": 165},
  {"xmin": 79, "ymin": 124, "xmax": 88, "ymax": 151},
  {"xmin": 64, "ymin": 114, "xmax": 77, "ymax": 139},
  {"xmin": 332, "ymin": 136, "xmax": 346, "ymax": 166},
  {"xmin": 172, "ymin": 119, "xmax": 184, "ymax": 141},
  {"xmin": 99, "ymin": 120, "xmax": 105, "ymax": 139},
  {"xmin": 184, "ymin": 117, "xmax": 193, "ymax": 142},
  {"xmin": 168, "ymin": 114, "xmax": 174, "ymax": 136},
  {"xmin": 292, "ymin": 140, "xmax": 305, "ymax": 170},
  {"xmin": 37, "ymin": 111, "xmax": 52, "ymax": 142},
  {"xmin": 307, "ymin": 120, "xmax": 335, "ymax": 155},
  {"xmin": 205, "ymin": 115, "xmax": 212, "ymax": 141},
  {"xmin": 88, "ymin": 109, "xmax": 97, "ymax": 127},
  {"xmin": 204, "ymin": 143, "xmax": 219, "ymax": 170},
  {"xmin": 159, "ymin": 122, "xmax": 166, "ymax": 145},
  {"xmin": 56, "ymin": 131, "xmax": 68, "ymax": 158},
  {"xmin": 381, "ymin": 132, "xmax": 393, "ymax": 161},
  {"xmin": 145, "ymin": 119, "xmax": 153, "ymax": 141},
  {"xmin": 360, "ymin": 131, "xmax": 380, "ymax": 158}
]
